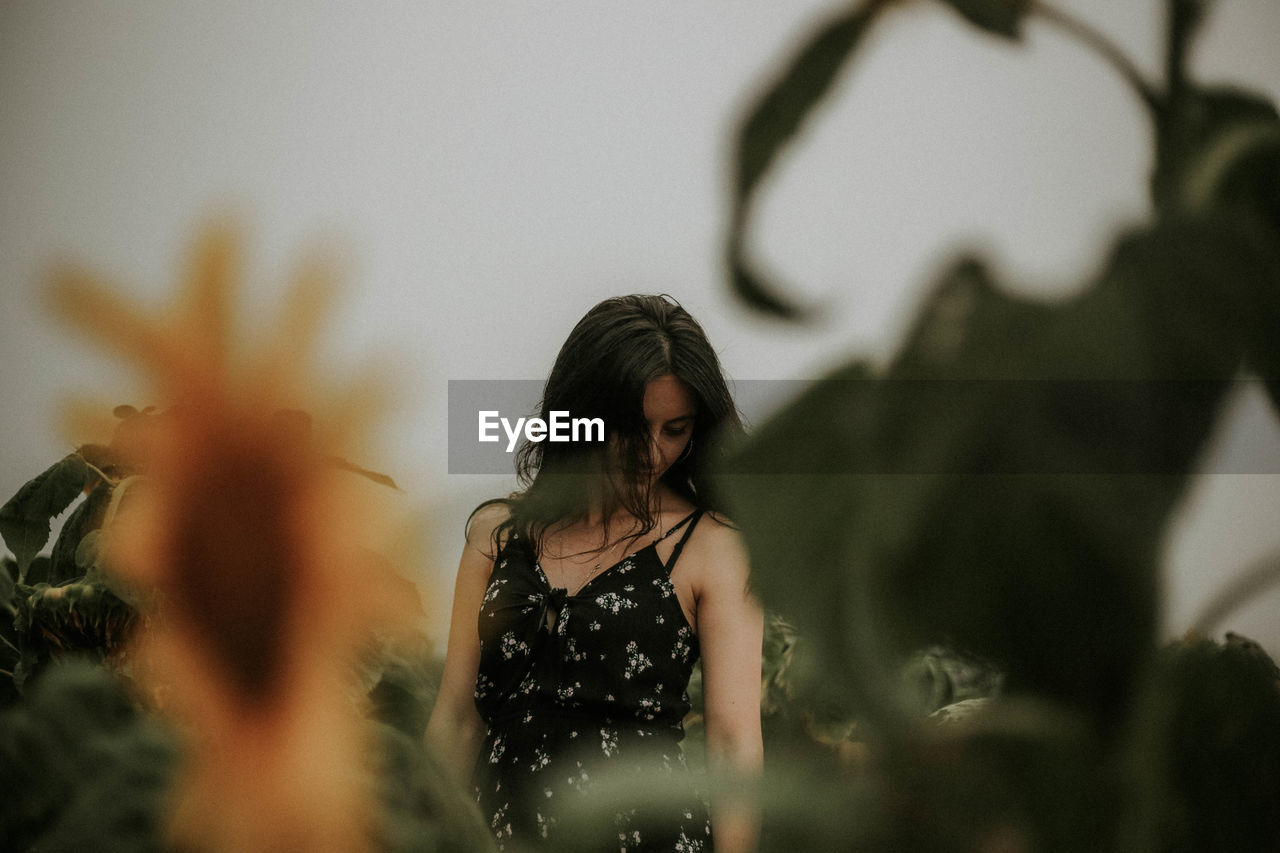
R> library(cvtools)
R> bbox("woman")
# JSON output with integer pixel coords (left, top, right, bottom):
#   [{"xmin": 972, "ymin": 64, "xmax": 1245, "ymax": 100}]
[{"xmin": 426, "ymin": 295, "xmax": 763, "ymax": 852}]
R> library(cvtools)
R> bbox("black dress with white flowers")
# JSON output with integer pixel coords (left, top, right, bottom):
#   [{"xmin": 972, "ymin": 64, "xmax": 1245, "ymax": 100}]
[{"xmin": 473, "ymin": 509, "xmax": 711, "ymax": 852}]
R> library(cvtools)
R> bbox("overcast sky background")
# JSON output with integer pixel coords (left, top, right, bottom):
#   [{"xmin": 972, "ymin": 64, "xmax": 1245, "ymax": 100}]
[{"xmin": 3, "ymin": 0, "xmax": 1279, "ymax": 653}]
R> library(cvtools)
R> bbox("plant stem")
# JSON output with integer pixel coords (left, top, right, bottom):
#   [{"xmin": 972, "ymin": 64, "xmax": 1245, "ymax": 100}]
[
  {"xmin": 1165, "ymin": 0, "xmax": 1211, "ymax": 111},
  {"xmin": 82, "ymin": 460, "xmax": 119, "ymax": 487},
  {"xmin": 0, "ymin": 633, "xmax": 19, "ymax": 654},
  {"xmin": 1031, "ymin": 1, "xmax": 1163, "ymax": 117}
]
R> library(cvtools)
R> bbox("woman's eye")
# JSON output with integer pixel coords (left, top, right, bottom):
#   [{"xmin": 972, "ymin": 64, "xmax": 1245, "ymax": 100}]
[{"xmin": 663, "ymin": 426, "xmax": 691, "ymax": 437}]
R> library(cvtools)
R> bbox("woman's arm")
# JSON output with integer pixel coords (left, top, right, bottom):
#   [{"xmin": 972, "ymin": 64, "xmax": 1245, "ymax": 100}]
[
  {"xmin": 693, "ymin": 520, "xmax": 765, "ymax": 853},
  {"xmin": 423, "ymin": 504, "xmax": 506, "ymax": 788}
]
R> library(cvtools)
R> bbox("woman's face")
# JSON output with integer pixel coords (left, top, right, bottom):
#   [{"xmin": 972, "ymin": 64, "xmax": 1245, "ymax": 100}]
[{"xmin": 637, "ymin": 374, "xmax": 696, "ymax": 484}]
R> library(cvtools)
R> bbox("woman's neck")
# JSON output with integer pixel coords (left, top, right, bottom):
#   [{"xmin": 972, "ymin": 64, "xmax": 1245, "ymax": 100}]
[{"xmin": 582, "ymin": 481, "xmax": 672, "ymax": 530}]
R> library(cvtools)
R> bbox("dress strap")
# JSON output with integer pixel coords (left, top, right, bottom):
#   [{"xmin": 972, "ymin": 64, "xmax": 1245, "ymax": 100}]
[
  {"xmin": 662, "ymin": 509, "xmax": 704, "ymax": 573},
  {"xmin": 654, "ymin": 509, "xmax": 699, "ymax": 543}
]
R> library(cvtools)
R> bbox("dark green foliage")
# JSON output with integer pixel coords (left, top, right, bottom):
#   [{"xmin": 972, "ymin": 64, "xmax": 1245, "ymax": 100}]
[
  {"xmin": 373, "ymin": 724, "xmax": 497, "ymax": 852},
  {"xmin": 717, "ymin": 0, "xmax": 1280, "ymax": 849},
  {"xmin": 0, "ymin": 405, "xmax": 408, "ymax": 707},
  {"xmin": 1, "ymin": 558, "xmax": 20, "ymax": 707},
  {"xmin": 711, "ymin": 362, "xmax": 888, "ymax": 721},
  {"xmin": 760, "ymin": 612, "xmax": 802, "ymax": 718},
  {"xmin": 1, "ymin": 453, "xmax": 122, "ymax": 697},
  {"xmin": 0, "ymin": 1, "xmax": 1274, "ymax": 849},
  {"xmin": 1155, "ymin": 635, "xmax": 1280, "ymax": 852},
  {"xmin": 48, "ymin": 480, "xmax": 112, "ymax": 586},
  {"xmin": 0, "ymin": 661, "xmax": 496, "ymax": 853},
  {"xmin": 0, "ymin": 447, "xmax": 137, "ymax": 702},
  {"xmin": 0, "ymin": 403, "xmax": 468, "ymax": 848},
  {"xmin": 1155, "ymin": 86, "xmax": 1280, "ymax": 219},
  {"xmin": 859, "ymin": 707, "xmax": 1103, "ymax": 853},
  {"xmin": 1124, "ymin": 634, "xmax": 1280, "ymax": 853},
  {"xmin": 728, "ymin": 0, "xmax": 891, "ymax": 317},
  {"xmin": 899, "ymin": 645, "xmax": 1003, "ymax": 717},
  {"xmin": 726, "ymin": 0, "xmax": 1030, "ymax": 318},
  {"xmin": 0, "ymin": 662, "xmax": 177, "ymax": 853},
  {"xmin": 21, "ymin": 554, "xmax": 52, "ymax": 585},
  {"xmin": 363, "ymin": 636, "xmax": 443, "ymax": 740},
  {"xmin": 719, "ymin": 25, "xmax": 1280, "ymax": 730},
  {"xmin": 0, "ymin": 454, "xmax": 90, "ymax": 580},
  {"xmin": 11, "ymin": 580, "xmax": 138, "ymax": 694},
  {"xmin": 733, "ymin": 1, "xmax": 885, "ymax": 196},
  {"xmin": 938, "ymin": 0, "xmax": 1031, "ymax": 39}
]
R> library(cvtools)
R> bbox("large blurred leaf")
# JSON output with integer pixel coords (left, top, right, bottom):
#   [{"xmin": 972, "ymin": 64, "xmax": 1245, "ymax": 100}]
[
  {"xmin": 0, "ymin": 455, "xmax": 90, "ymax": 580},
  {"xmin": 727, "ymin": 0, "xmax": 890, "ymax": 317},
  {"xmin": 1122, "ymin": 635, "xmax": 1280, "ymax": 853},
  {"xmin": 861, "ymin": 700, "xmax": 1103, "ymax": 853},
  {"xmin": 939, "ymin": 0, "xmax": 1031, "ymax": 39},
  {"xmin": 1165, "ymin": 92, "xmax": 1280, "ymax": 414},
  {"xmin": 712, "ymin": 360, "xmax": 893, "ymax": 720},
  {"xmin": 1180, "ymin": 118, "xmax": 1280, "ymax": 221},
  {"xmin": 718, "ymin": 212, "xmax": 1280, "ymax": 730},
  {"xmin": 1153, "ymin": 86, "xmax": 1278, "ymax": 215}
]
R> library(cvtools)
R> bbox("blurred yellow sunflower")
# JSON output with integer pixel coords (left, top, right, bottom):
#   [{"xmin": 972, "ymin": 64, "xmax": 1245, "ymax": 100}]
[{"xmin": 50, "ymin": 221, "xmax": 423, "ymax": 853}]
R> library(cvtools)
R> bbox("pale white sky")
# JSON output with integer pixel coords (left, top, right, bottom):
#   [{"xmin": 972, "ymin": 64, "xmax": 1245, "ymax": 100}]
[{"xmin": 2, "ymin": 1, "xmax": 1279, "ymax": 652}]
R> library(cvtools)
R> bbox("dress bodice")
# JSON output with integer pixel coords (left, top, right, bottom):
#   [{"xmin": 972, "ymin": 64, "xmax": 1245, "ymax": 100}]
[
  {"xmin": 470, "ymin": 510, "xmax": 713, "ymax": 851},
  {"xmin": 474, "ymin": 511, "xmax": 702, "ymax": 733}
]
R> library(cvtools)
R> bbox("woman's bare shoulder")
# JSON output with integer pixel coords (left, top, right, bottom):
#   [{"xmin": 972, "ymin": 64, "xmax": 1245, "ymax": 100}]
[
  {"xmin": 688, "ymin": 511, "xmax": 751, "ymax": 585},
  {"xmin": 698, "ymin": 509, "xmax": 740, "ymax": 533},
  {"xmin": 465, "ymin": 499, "xmax": 514, "ymax": 558}
]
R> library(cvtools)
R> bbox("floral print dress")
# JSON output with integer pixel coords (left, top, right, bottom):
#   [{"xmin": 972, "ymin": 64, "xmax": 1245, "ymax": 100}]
[{"xmin": 473, "ymin": 509, "xmax": 711, "ymax": 852}]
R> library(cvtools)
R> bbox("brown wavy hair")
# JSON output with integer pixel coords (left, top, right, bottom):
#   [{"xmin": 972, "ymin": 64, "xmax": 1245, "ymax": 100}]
[{"xmin": 471, "ymin": 294, "xmax": 743, "ymax": 555}]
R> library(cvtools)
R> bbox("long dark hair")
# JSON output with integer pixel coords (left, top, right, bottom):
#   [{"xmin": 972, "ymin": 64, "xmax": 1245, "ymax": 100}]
[{"xmin": 472, "ymin": 294, "xmax": 742, "ymax": 555}]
